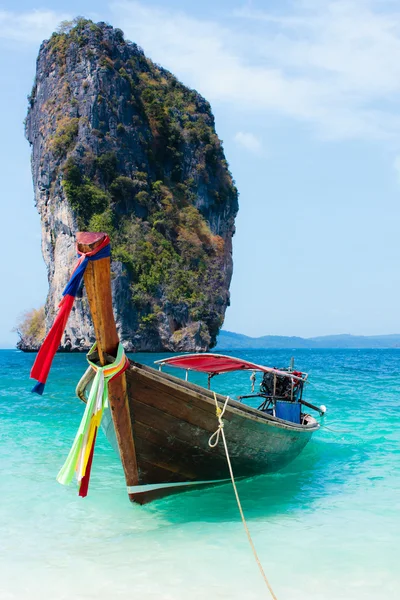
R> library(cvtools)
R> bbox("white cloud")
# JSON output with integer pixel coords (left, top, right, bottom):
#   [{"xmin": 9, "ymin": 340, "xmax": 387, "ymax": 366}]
[
  {"xmin": 4, "ymin": 2, "xmax": 400, "ymax": 143},
  {"xmin": 234, "ymin": 132, "xmax": 262, "ymax": 154},
  {"xmin": 110, "ymin": 0, "xmax": 400, "ymax": 142},
  {"xmin": 0, "ymin": 10, "xmax": 70, "ymax": 43}
]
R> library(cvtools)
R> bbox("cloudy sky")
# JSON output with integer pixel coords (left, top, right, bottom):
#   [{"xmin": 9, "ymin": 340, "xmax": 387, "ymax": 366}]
[{"xmin": 1, "ymin": 0, "xmax": 400, "ymax": 346}]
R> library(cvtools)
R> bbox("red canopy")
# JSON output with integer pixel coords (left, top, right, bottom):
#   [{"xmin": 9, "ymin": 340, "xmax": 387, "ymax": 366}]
[{"xmin": 155, "ymin": 353, "xmax": 304, "ymax": 380}]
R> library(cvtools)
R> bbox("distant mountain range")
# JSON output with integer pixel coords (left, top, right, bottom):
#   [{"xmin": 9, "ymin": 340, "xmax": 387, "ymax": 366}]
[{"xmin": 215, "ymin": 331, "xmax": 400, "ymax": 349}]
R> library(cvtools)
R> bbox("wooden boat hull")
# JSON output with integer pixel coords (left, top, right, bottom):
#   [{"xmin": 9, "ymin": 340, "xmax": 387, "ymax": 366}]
[{"xmin": 101, "ymin": 361, "xmax": 319, "ymax": 504}]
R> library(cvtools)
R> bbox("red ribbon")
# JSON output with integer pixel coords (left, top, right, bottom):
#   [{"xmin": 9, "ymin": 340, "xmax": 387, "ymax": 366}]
[{"xmin": 30, "ymin": 235, "xmax": 110, "ymax": 394}]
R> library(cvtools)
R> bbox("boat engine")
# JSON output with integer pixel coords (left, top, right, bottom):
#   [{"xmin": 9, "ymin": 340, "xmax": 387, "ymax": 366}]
[{"xmin": 260, "ymin": 371, "xmax": 303, "ymax": 400}]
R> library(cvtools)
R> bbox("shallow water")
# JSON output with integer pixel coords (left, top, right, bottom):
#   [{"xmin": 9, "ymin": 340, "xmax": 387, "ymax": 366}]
[{"xmin": 1, "ymin": 349, "xmax": 399, "ymax": 599}]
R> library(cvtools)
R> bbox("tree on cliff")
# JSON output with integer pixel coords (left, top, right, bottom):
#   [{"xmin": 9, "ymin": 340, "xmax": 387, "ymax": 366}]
[
  {"xmin": 25, "ymin": 18, "xmax": 238, "ymax": 352},
  {"xmin": 14, "ymin": 307, "xmax": 45, "ymax": 351}
]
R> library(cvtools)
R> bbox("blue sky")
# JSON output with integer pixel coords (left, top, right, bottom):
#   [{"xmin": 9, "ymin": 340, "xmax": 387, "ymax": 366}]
[{"xmin": 1, "ymin": 0, "xmax": 400, "ymax": 346}]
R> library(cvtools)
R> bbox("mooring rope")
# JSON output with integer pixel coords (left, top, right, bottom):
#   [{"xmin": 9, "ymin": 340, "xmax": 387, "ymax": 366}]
[
  {"xmin": 208, "ymin": 393, "xmax": 278, "ymax": 600},
  {"xmin": 320, "ymin": 425, "xmax": 353, "ymax": 434}
]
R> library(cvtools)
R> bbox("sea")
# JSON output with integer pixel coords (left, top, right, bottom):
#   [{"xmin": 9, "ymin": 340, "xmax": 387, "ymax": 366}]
[{"xmin": 1, "ymin": 348, "xmax": 399, "ymax": 600}]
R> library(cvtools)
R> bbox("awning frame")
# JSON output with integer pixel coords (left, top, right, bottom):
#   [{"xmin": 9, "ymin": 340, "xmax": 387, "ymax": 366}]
[{"xmin": 154, "ymin": 353, "xmax": 307, "ymax": 382}]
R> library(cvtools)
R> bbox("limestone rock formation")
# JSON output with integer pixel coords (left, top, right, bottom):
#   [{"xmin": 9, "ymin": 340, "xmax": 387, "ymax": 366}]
[{"xmin": 25, "ymin": 18, "xmax": 238, "ymax": 352}]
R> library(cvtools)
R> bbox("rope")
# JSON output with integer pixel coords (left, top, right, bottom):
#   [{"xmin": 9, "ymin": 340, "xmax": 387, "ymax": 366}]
[
  {"xmin": 320, "ymin": 425, "xmax": 353, "ymax": 434},
  {"xmin": 208, "ymin": 393, "xmax": 278, "ymax": 600},
  {"xmin": 208, "ymin": 394, "xmax": 230, "ymax": 448},
  {"xmin": 250, "ymin": 371, "xmax": 256, "ymax": 393}
]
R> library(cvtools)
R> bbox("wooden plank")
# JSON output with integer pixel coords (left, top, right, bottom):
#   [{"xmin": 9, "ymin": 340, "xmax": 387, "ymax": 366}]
[
  {"xmin": 130, "ymin": 361, "xmax": 271, "ymax": 418},
  {"xmin": 128, "ymin": 375, "xmax": 225, "ymax": 433},
  {"xmin": 130, "ymin": 403, "xmax": 274, "ymax": 480},
  {"xmin": 129, "ymin": 369, "xmax": 302, "ymax": 455},
  {"xmin": 128, "ymin": 365, "xmax": 231, "ymax": 415},
  {"xmin": 134, "ymin": 436, "xmax": 200, "ymax": 480},
  {"xmin": 132, "ymin": 411, "xmax": 229, "ymax": 466},
  {"xmin": 128, "ymin": 375, "xmax": 313, "ymax": 477},
  {"xmin": 132, "ymin": 400, "xmax": 255, "ymax": 466},
  {"xmin": 76, "ymin": 232, "xmax": 139, "ymax": 500},
  {"xmin": 133, "ymin": 412, "xmax": 214, "ymax": 455},
  {"xmin": 133, "ymin": 417, "xmax": 263, "ymax": 481},
  {"xmin": 136, "ymin": 458, "xmax": 188, "ymax": 484},
  {"xmin": 128, "ymin": 362, "xmax": 318, "ymax": 432},
  {"xmin": 129, "ymin": 369, "xmax": 291, "ymax": 445}
]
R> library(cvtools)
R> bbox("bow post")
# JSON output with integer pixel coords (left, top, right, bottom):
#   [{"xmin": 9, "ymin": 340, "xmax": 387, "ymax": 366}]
[{"xmin": 76, "ymin": 231, "xmax": 139, "ymax": 500}]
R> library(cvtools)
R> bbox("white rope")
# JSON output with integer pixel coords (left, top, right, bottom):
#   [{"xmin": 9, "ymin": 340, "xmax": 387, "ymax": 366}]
[
  {"xmin": 208, "ymin": 393, "xmax": 278, "ymax": 600},
  {"xmin": 208, "ymin": 395, "xmax": 230, "ymax": 448},
  {"xmin": 250, "ymin": 371, "xmax": 256, "ymax": 393}
]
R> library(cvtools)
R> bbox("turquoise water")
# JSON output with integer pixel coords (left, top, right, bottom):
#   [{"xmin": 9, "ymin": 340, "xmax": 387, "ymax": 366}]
[{"xmin": 1, "ymin": 348, "xmax": 399, "ymax": 599}]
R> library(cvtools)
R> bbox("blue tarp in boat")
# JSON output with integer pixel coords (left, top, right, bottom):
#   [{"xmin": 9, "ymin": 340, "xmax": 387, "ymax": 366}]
[{"xmin": 275, "ymin": 401, "xmax": 301, "ymax": 424}]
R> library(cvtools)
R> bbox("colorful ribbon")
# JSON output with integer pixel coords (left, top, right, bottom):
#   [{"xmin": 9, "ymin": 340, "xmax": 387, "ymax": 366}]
[
  {"xmin": 57, "ymin": 342, "xmax": 129, "ymax": 497},
  {"xmin": 30, "ymin": 235, "xmax": 111, "ymax": 395}
]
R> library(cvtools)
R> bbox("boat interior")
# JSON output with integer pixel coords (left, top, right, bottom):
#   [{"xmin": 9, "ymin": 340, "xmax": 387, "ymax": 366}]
[{"xmin": 155, "ymin": 354, "xmax": 324, "ymax": 427}]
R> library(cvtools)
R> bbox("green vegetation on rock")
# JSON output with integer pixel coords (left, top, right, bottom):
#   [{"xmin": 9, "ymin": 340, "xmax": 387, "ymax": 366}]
[
  {"xmin": 50, "ymin": 117, "xmax": 80, "ymax": 156},
  {"xmin": 14, "ymin": 307, "xmax": 46, "ymax": 350},
  {"xmin": 25, "ymin": 18, "xmax": 238, "ymax": 351}
]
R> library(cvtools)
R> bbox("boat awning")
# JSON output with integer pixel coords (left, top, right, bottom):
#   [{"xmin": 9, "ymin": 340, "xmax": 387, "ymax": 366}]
[{"xmin": 154, "ymin": 353, "xmax": 305, "ymax": 380}]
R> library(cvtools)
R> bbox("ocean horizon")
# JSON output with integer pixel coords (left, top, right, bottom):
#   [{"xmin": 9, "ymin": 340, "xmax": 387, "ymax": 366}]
[
  {"xmin": 5, "ymin": 329, "xmax": 400, "ymax": 351},
  {"xmin": 1, "ymin": 347, "xmax": 399, "ymax": 599}
]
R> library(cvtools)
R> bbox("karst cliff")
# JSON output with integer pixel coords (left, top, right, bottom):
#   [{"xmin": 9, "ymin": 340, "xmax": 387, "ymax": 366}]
[{"xmin": 24, "ymin": 18, "xmax": 238, "ymax": 352}]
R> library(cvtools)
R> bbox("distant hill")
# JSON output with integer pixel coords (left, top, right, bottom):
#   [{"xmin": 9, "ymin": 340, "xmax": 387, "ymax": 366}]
[{"xmin": 215, "ymin": 331, "xmax": 400, "ymax": 349}]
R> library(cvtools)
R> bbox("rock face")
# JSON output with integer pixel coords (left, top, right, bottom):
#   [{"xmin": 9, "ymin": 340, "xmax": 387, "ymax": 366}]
[{"xmin": 25, "ymin": 18, "xmax": 238, "ymax": 352}]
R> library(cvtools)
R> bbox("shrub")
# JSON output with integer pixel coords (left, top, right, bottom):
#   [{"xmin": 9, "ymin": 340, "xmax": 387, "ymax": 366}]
[
  {"xmin": 139, "ymin": 312, "xmax": 158, "ymax": 329},
  {"xmin": 66, "ymin": 179, "xmax": 110, "ymax": 228},
  {"xmin": 50, "ymin": 117, "xmax": 80, "ymax": 156},
  {"xmin": 110, "ymin": 176, "xmax": 136, "ymax": 204},
  {"xmin": 95, "ymin": 152, "xmax": 117, "ymax": 184},
  {"xmin": 63, "ymin": 157, "xmax": 82, "ymax": 185},
  {"xmin": 88, "ymin": 210, "xmax": 115, "ymax": 239},
  {"xmin": 100, "ymin": 56, "xmax": 114, "ymax": 70},
  {"xmin": 112, "ymin": 245, "xmax": 135, "ymax": 272},
  {"xmin": 114, "ymin": 28, "xmax": 125, "ymax": 42},
  {"xmin": 135, "ymin": 190, "xmax": 150, "ymax": 206},
  {"xmin": 14, "ymin": 307, "xmax": 45, "ymax": 349},
  {"xmin": 63, "ymin": 159, "xmax": 111, "ymax": 228}
]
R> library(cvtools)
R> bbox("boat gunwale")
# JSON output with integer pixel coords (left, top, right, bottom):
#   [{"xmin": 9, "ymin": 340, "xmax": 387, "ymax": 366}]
[{"xmin": 127, "ymin": 359, "xmax": 320, "ymax": 434}]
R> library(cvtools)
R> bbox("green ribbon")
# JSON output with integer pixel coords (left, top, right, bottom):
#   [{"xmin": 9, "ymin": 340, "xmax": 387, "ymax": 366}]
[{"xmin": 57, "ymin": 342, "xmax": 127, "ymax": 486}]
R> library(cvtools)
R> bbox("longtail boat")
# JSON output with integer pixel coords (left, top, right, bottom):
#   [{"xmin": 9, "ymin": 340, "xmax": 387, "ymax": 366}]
[{"xmin": 31, "ymin": 232, "xmax": 325, "ymax": 504}]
